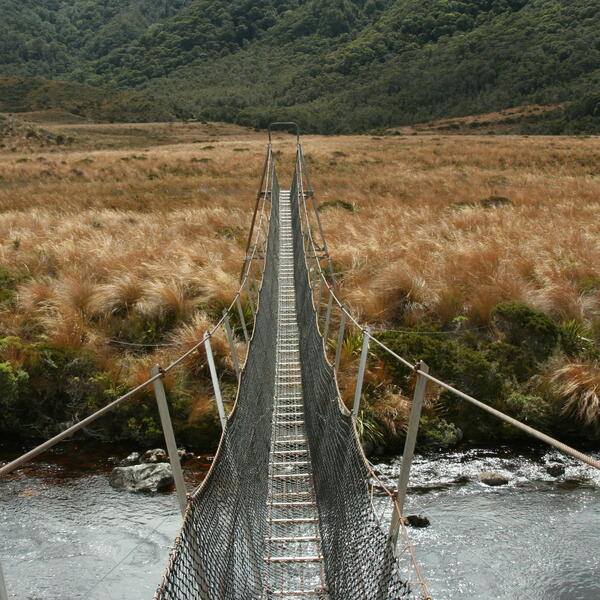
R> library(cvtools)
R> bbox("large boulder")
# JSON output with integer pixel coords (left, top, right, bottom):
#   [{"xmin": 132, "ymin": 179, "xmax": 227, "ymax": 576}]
[{"xmin": 109, "ymin": 463, "xmax": 174, "ymax": 493}]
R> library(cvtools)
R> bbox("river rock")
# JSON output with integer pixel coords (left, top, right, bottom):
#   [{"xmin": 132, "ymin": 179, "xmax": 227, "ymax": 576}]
[
  {"xmin": 404, "ymin": 514, "xmax": 430, "ymax": 528},
  {"xmin": 177, "ymin": 448, "xmax": 194, "ymax": 463},
  {"xmin": 124, "ymin": 452, "xmax": 140, "ymax": 464},
  {"xmin": 478, "ymin": 471, "xmax": 510, "ymax": 486},
  {"xmin": 142, "ymin": 448, "xmax": 168, "ymax": 464},
  {"xmin": 109, "ymin": 463, "xmax": 174, "ymax": 493},
  {"xmin": 545, "ymin": 463, "xmax": 565, "ymax": 477}
]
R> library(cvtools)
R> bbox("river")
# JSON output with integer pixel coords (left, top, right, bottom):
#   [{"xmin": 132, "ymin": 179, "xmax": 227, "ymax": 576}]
[{"xmin": 1, "ymin": 444, "xmax": 598, "ymax": 599}]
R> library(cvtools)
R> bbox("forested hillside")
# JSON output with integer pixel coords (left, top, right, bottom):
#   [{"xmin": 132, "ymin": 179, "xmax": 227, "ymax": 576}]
[
  {"xmin": 0, "ymin": 0, "xmax": 188, "ymax": 77},
  {"xmin": 1, "ymin": 0, "xmax": 598, "ymax": 132}
]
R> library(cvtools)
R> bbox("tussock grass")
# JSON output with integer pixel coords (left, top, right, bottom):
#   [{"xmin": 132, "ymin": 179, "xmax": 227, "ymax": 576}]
[
  {"xmin": 304, "ymin": 135, "xmax": 600, "ymax": 329},
  {"xmin": 552, "ymin": 361, "xmax": 600, "ymax": 426},
  {"xmin": 1, "ymin": 124, "xmax": 598, "ymax": 444},
  {"xmin": 0, "ymin": 136, "xmax": 270, "ymax": 391}
]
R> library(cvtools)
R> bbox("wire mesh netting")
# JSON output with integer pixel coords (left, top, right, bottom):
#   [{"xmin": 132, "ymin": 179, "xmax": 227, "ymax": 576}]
[
  {"xmin": 263, "ymin": 188, "xmax": 328, "ymax": 598},
  {"xmin": 289, "ymin": 169, "xmax": 414, "ymax": 600},
  {"xmin": 154, "ymin": 168, "xmax": 280, "ymax": 599},
  {"xmin": 154, "ymin": 150, "xmax": 417, "ymax": 600}
]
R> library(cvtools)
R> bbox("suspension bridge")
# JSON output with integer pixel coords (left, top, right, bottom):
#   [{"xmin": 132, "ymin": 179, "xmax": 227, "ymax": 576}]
[{"xmin": 1, "ymin": 124, "xmax": 599, "ymax": 600}]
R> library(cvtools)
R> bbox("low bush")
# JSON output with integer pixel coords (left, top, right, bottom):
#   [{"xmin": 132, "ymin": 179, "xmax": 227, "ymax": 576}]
[{"xmin": 491, "ymin": 302, "xmax": 559, "ymax": 362}]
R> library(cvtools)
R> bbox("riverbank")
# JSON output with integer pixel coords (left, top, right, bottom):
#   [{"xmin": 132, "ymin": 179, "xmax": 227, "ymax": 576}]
[{"xmin": 1, "ymin": 443, "xmax": 598, "ymax": 599}]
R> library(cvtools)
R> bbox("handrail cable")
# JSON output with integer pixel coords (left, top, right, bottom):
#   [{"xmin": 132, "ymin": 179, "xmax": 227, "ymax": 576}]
[
  {"xmin": 294, "ymin": 148, "xmax": 432, "ymax": 599},
  {"xmin": 294, "ymin": 146, "xmax": 600, "ymax": 473},
  {"xmin": 0, "ymin": 148, "xmax": 274, "ymax": 479}
]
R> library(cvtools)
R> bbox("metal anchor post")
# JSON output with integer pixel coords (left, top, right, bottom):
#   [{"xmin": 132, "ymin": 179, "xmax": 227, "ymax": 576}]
[
  {"xmin": 204, "ymin": 332, "xmax": 227, "ymax": 430},
  {"xmin": 389, "ymin": 361, "xmax": 429, "ymax": 547},
  {"xmin": 352, "ymin": 326, "xmax": 371, "ymax": 417},
  {"xmin": 223, "ymin": 310, "xmax": 241, "ymax": 380},
  {"xmin": 151, "ymin": 365, "xmax": 188, "ymax": 516}
]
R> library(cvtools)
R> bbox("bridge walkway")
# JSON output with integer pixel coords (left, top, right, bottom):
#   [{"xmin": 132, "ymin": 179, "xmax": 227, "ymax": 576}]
[{"xmin": 264, "ymin": 189, "xmax": 328, "ymax": 599}]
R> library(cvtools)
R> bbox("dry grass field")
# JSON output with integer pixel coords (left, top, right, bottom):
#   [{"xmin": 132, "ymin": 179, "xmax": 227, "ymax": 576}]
[{"xmin": 1, "ymin": 116, "xmax": 599, "ymax": 448}]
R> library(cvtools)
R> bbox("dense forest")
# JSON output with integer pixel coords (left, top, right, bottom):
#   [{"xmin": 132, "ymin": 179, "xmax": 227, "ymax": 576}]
[{"xmin": 1, "ymin": 0, "xmax": 599, "ymax": 131}]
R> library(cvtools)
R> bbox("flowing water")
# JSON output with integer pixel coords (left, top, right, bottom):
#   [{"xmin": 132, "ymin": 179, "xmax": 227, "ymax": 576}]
[
  {"xmin": 1, "ymin": 444, "xmax": 598, "ymax": 600},
  {"xmin": 374, "ymin": 447, "xmax": 600, "ymax": 600}
]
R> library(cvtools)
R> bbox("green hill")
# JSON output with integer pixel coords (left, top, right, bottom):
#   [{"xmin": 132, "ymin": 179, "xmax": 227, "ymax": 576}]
[
  {"xmin": 0, "ymin": 77, "xmax": 174, "ymax": 122},
  {"xmin": 0, "ymin": 0, "xmax": 598, "ymax": 132},
  {"xmin": 0, "ymin": 0, "xmax": 188, "ymax": 78}
]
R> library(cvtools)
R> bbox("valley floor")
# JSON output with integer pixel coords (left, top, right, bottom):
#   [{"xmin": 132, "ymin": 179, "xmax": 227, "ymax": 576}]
[{"xmin": 0, "ymin": 116, "xmax": 598, "ymax": 451}]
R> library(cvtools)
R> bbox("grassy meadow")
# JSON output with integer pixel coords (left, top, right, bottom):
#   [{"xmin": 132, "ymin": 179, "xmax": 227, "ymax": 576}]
[{"xmin": 1, "ymin": 115, "xmax": 599, "ymax": 451}]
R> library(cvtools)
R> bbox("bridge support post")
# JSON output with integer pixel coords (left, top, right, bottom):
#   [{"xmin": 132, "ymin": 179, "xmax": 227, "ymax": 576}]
[
  {"xmin": 151, "ymin": 365, "xmax": 188, "ymax": 516},
  {"xmin": 223, "ymin": 310, "xmax": 241, "ymax": 380},
  {"xmin": 315, "ymin": 278, "xmax": 324, "ymax": 316},
  {"xmin": 323, "ymin": 292, "xmax": 334, "ymax": 343},
  {"xmin": 246, "ymin": 274, "xmax": 257, "ymax": 318},
  {"xmin": 352, "ymin": 327, "xmax": 371, "ymax": 417},
  {"xmin": 204, "ymin": 332, "xmax": 227, "ymax": 430},
  {"xmin": 389, "ymin": 361, "xmax": 429, "ymax": 547},
  {"xmin": 334, "ymin": 308, "xmax": 347, "ymax": 374},
  {"xmin": 236, "ymin": 295, "xmax": 249, "ymax": 343}
]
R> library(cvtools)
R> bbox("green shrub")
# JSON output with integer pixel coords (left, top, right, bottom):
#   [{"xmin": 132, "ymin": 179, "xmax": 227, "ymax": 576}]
[
  {"xmin": 103, "ymin": 311, "xmax": 178, "ymax": 347},
  {"xmin": 480, "ymin": 195, "xmax": 513, "ymax": 208},
  {"xmin": 0, "ymin": 266, "xmax": 28, "ymax": 305},
  {"xmin": 376, "ymin": 331, "xmax": 458, "ymax": 381},
  {"xmin": 377, "ymin": 330, "xmax": 509, "ymax": 441},
  {"xmin": 559, "ymin": 320, "xmax": 589, "ymax": 357},
  {"xmin": 577, "ymin": 276, "xmax": 600, "ymax": 294},
  {"xmin": 19, "ymin": 343, "xmax": 106, "ymax": 435},
  {"xmin": 317, "ymin": 199, "xmax": 354, "ymax": 212},
  {"xmin": 485, "ymin": 341, "xmax": 534, "ymax": 382},
  {"xmin": 418, "ymin": 416, "xmax": 459, "ymax": 449},
  {"xmin": 0, "ymin": 361, "xmax": 29, "ymax": 430},
  {"xmin": 356, "ymin": 408, "xmax": 384, "ymax": 448},
  {"xmin": 501, "ymin": 392, "xmax": 553, "ymax": 434},
  {"xmin": 491, "ymin": 302, "xmax": 559, "ymax": 362}
]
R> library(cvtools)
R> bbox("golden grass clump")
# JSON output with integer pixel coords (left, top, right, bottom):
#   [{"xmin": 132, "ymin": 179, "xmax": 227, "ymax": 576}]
[
  {"xmin": 169, "ymin": 312, "xmax": 233, "ymax": 375},
  {"xmin": 306, "ymin": 134, "xmax": 600, "ymax": 329},
  {"xmin": 552, "ymin": 361, "xmax": 600, "ymax": 426},
  {"xmin": 89, "ymin": 274, "xmax": 146, "ymax": 316}
]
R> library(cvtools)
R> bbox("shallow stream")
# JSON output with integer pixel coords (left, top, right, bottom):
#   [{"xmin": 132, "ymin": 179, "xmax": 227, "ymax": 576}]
[{"xmin": 1, "ymin": 444, "xmax": 598, "ymax": 599}]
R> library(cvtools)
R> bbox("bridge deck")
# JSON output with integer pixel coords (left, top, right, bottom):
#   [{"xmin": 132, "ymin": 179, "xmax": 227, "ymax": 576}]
[{"xmin": 264, "ymin": 190, "xmax": 328, "ymax": 599}]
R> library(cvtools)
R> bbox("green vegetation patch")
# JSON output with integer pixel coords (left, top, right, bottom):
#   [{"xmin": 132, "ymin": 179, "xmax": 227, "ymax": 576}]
[
  {"xmin": 491, "ymin": 302, "xmax": 559, "ymax": 363},
  {"xmin": 318, "ymin": 199, "xmax": 355, "ymax": 212},
  {"xmin": 0, "ymin": 77, "xmax": 174, "ymax": 123},
  {"xmin": 1, "ymin": 0, "xmax": 599, "ymax": 132},
  {"xmin": 0, "ymin": 266, "xmax": 30, "ymax": 305}
]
